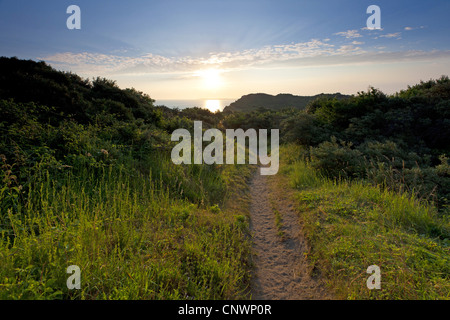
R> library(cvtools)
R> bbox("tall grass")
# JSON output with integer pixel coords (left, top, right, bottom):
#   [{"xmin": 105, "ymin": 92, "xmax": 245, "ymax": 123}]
[
  {"xmin": 0, "ymin": 157, "xmax": 253, "ymax": 299},
  {"xmin": 280, "ymin": 144, "xmax": 450, "ymax": 299}
]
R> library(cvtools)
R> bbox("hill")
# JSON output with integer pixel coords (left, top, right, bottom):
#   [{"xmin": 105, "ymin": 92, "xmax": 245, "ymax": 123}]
[
  {"xmin": 0, "ymin": 56, "xmax": 161, "ymax": 125},
  {"xmin": 223, "ymin": 92, "xmax": 349, "ymax": 112}
]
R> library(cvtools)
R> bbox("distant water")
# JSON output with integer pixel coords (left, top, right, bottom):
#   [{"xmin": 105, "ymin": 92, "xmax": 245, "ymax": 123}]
[{"xmin": 155, "ymin": 99, "xmax": 236, "ymax": 112}]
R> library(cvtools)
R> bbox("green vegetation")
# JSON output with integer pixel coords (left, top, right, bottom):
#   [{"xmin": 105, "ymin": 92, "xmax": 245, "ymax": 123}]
[
  {"xmin": 0, "ymin": 162, "xmax": 253, "ymax": 299},
  {"xmin": 223, "ymin": 78, "xmax": 450, "ymax": 213},
  {"xmin": 224, "ymin": 78, "xmax": 450, "ymax": 299},
  {"xmin": 0, "ymin": 57, "xmax": 253, "ymax": 299},
  {"xmin": 1, "ymin": 56, "xmax": 449, "ymax": 299},
  {"xmin": 281, "ymin": 146, "xmax": 449, "ymax": 299}
]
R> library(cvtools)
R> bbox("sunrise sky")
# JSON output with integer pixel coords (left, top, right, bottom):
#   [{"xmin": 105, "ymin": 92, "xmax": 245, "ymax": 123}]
[{"xmin": 1, "ymin": 0, "xmax": 450, "ymax": 100}]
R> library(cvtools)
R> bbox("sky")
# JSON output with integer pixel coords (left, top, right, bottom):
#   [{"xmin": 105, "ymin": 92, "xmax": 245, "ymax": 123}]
[{"xmin": 1, "ymin": 0, "xmax": 450, "ymax": 100}]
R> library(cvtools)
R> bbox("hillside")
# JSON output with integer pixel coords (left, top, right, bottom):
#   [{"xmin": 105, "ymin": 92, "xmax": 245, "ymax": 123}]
[
  {"xmin": 0, "ymin": 57, "xmax": 449, "ymax": 300},
  {"xmin": 223, "ymin": 92, "xmax": 349, "ymax": 112},
  {"xmin": 0, "ymin": 57, "xmax": 162, "ymax": 125},
  {"xmin": 0, "ymin": 57, "xmax": 253, "ymax": 299}
]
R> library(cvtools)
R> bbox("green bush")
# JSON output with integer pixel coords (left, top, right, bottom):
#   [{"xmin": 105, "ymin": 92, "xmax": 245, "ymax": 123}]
[{"xmin": 309, "ymin": 137, "xmax": 364, "ymax": 179}]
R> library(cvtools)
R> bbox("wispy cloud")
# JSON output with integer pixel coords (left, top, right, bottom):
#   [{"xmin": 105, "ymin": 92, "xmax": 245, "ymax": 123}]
[
  {"xmin": 334, "ymin": 29, "xmax": 362, "ymax": 39},
  {"xmin": 39, "ymin": 31, "xmax": 450, "ymax": 78},
  {"xmin": 379, "ymin": 32, "xmax": 402, "ymax": 39},
  {"xmin": 361, "ymin": 27, "xmax": 384, "ymax": 31},
  {"xmin": 41, "ymin": 39, "xmax": 364, "ymax": 76},
  {"xmin": 404, "ymin": 26, "xmax": 425, "ymax": 31}
]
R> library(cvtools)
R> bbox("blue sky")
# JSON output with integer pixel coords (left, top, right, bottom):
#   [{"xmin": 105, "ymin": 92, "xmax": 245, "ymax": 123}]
[{"xmin": 1, "ymin": 0, "xmax": 450, "ymax": 99}]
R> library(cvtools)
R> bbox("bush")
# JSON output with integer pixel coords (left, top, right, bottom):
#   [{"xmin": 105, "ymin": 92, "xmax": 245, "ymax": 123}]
[
  {"xmin": 281, "ymin": 113, "xmax": 329, "ymax": 146},
  {"xmin": 309, "ymin": 137, "xmax": 364, "ymax": 179}
]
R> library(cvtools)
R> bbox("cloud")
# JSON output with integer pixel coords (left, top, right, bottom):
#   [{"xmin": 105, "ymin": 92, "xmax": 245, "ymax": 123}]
[
  {"xmin": 404, "ymin": 26, "xmax": 425, "ymax": 31},
  {"xmin": 41, "ymin": 52, "xmax": 198, "ymax": 75},
  {"xmin": 334, "ymin": 30, "xmax": 363, "ymax": 39},
  {"xmin": 39, "ymin": 38, "xmax": 450, "ymax": 78},
  {"xmin": 40, "ymin": 39, "xmax": 352, "ymax": 75},
  {"xmin": 272, "ymin": 50, "xmax": 450, "ymax": 69},
  {"xmin": 361, "ymin": 27, "xmax": 384, "ymax": 31},
  {"xmin": 379, "ymin": 32, "xmax": 402, "ymax": 39}
]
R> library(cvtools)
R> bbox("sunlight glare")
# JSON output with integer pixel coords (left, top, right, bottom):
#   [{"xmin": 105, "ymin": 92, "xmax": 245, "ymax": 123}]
[
  {"xmin": 205, "ymin": 99, "xmax": 221, "ymax": 112},
  {"xmin": 196, "ymin": 68, "xmax": 224, "ymax": 90}
]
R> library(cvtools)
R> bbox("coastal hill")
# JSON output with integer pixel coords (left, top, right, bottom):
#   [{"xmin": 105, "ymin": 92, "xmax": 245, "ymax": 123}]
[{"xmin": 223, "ymin": 92, "xmax": 350, "ymax": 112}]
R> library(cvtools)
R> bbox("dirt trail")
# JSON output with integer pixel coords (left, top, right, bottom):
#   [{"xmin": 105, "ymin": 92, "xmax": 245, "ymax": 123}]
[{"xmin": 249, "ymin": 169, "xmax": 332, "ymax": 300}]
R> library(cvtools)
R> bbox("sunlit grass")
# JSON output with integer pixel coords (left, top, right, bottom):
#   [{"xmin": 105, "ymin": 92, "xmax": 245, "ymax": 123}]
[
  {"xmin": 280, "ymin": 144, "xmax": 450, "ymax": 300},
  {"xmin": 0, "ymin": 159, "xmax": 253, "ymax": 300}
]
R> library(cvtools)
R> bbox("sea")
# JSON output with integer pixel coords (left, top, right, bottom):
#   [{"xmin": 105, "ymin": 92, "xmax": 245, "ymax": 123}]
[{"xmin": 155, "ymin": 99, "xmax": 236, "ymax": 112}]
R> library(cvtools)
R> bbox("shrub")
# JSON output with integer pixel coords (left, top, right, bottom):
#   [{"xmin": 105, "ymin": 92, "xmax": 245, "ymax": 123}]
[{"xmin": 309, "ymin": 137, "xmax": 364, "ymax": 179}]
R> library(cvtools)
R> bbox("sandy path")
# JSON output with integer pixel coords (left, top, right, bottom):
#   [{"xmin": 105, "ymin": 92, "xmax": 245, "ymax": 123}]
[{"xmin": 249, "ymin": 170, "xmax": 332, "ymax": 300}]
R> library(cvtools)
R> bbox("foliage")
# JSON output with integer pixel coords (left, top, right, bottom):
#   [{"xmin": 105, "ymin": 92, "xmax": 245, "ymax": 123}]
[
  {"xmin": 0, "ymin": 57, "xmax": 253, "ymax": 300},
  {"xmin": 1, "ymin": 56, "xmax": 449, "ymax": 300},
  {"xmin": 225, "ymin": 77, "xmax": 450, "ymax": 210},
  {"xmin": 282, "ymin": 146, "xmax": 449, "ymax": 300}
]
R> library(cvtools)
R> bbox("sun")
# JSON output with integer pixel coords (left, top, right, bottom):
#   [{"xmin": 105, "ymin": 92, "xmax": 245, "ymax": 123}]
[
  {"xmin": 196, "ymin": 68, "xmax": 224, "ymax": 90},
  {"xmin": 205, "ymin": 100, "xmax": 221, "ymax": 112}
]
